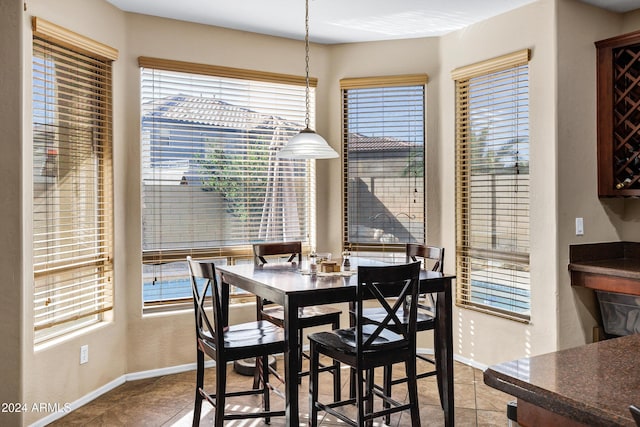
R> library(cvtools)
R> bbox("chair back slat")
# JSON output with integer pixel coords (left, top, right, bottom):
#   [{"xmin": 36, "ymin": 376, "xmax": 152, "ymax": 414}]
[
  {"xmin": 356, "ymin": 262, "xmax": 421, "ymax": 352},
  {"xmin": 406, "ymin": 243, "xmax": 444, "ymax": 273},
  {"xmin": 187, "ymin": 257, "xmax": 223, "ymax": 349},
  {"xmin": 253, "ymin": 241, "xmax": 302, "ymax": 265}
]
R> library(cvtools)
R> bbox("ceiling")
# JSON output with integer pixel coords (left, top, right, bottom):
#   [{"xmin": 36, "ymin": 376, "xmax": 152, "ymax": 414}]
[{"xmin": 105, "ymin": 0, "xmax": 640, "ymax": 44}]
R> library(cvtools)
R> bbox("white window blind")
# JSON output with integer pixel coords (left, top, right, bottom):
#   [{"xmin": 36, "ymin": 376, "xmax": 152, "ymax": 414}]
[
  {"xmin": 453, "ymin": 49, "xmax": 531, "ymax": 320},
  {"xmin": 341, "ymin": 75, "xmax": 427, "ymax": 259},
  {"xmin": 140, "ymin": 58, "xmax": 313, "ymax": 304},
  {"xmin": 32, "ymin": 18, "xmax": 117, "ymax": 342}
]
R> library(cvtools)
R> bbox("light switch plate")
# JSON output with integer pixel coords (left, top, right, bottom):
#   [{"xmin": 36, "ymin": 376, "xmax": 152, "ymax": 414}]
[{"xmin": 575, "ymin": 217, "xmax": 584, "ymax": 236}]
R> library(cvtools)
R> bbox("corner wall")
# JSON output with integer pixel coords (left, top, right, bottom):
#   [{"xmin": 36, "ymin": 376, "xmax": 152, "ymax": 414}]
[
  {"xmin": 555, "ymin": 0, "xmax": 629, "ymax": 350},
  {"xmin": 20, "ymin": 1, "xmax": 128, "ymax": 425},
  {"xmin": 439, "ymin": 0, "xmax": 559, "ymax": 365},
  {"xmin": 0, "ymin": 0, "xmax": 24, "ymax": 425}
]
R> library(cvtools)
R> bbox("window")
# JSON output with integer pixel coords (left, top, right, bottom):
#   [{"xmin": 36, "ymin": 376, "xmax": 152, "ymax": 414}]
[
  {"xmin": 32, "ymin": 18, "xmax": 117, "ymax": 342},
  {"xmin": 341, "ymin": 75, "xmax": 427, "ymax": 260},
  {"xmin": 140, "ymin": 58, "xmax": 314, "ymax": 305},
  {"xmin": 452, "ymin": 49, "xmax": 531, "ymax": 320}
]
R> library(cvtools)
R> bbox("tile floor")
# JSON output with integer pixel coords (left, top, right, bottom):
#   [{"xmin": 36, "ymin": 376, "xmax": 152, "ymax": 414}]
[{"xmin": 51, "ymin": 357, "xmax": 514, "ymax": 426}]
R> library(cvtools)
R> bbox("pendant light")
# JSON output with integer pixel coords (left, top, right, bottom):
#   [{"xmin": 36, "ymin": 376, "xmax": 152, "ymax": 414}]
[{"xmin": 277, "ymin": 0, "xmax": 338, "ymax": 159}]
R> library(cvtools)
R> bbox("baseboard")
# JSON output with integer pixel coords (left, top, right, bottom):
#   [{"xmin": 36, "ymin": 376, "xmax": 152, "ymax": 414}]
[{"xmin": 29, "ymin": 376, "xmax": 126, "ymax": 427}]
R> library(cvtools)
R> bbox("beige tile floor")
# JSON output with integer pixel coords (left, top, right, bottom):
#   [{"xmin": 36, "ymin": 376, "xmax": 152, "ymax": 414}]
[{"xmin": 51, "ymin": 357, "xmax": 514, "ymax": 426}]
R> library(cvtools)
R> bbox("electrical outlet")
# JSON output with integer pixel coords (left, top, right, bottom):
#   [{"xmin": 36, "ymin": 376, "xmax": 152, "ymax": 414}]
[
  {"xmin": 575, "ymin": 217, "xmax": 584, "ymax": 236},
  {"xmin": 80, "ymin": 345, "xmax": 89, "ymax": 364}
]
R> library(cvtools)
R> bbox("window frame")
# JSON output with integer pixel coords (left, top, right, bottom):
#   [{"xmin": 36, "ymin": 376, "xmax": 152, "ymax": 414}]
[
  {"xmin": 139, "ymin": 57, "xmax": 317, "ymax": 307},
  {"xmin": 31, "ymin": 17, "xmax": 118, "ymax": 343},
  {"xmin": 340, "ymin": 75, "xmax": 428, "ymax": 259},
  {"xmin": 452, "ymin": 49, "xmax": 531, "ymax": 322}
]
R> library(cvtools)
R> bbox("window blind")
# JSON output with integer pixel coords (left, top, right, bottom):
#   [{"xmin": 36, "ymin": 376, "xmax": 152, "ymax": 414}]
[
  {"xmin": 140, "ymin": 59, "xmax": 313, "ymax": 304},
  {"xmin": 453, "ymin": 49, "xmax": 531, "ymax": 320},
  {"xmin": 32, "ymin": 18, "xmax": 116, "ymax": 341},
  {"xmin": 341, "ymin": 75, "xmax": 427, "ymax": 259}
]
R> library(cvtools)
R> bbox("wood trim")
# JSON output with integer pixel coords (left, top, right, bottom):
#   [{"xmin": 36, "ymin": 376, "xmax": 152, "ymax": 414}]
[
  {"xmin": 451, "ymin": 48, "xmax": 530, "ymax": 81},
  {"xmin": 340, "ymin": 74, "xmax": 428, "ymax": 89},
  {"xmin": 595, "ymin": 28, "xmax": 640, "ymax": 49},
  {"xmin": 517, "ymin": 399, "xmax": 588, "ymax": 427},
  {"xmin": 570, "ymin": 271, "xmax": 640, "ymax": 296},
  {"xmin": 138, "ymin": 56, "xmax": 315, "ymax": 87},
  {"xmin": 32, "ymin": 17, "xmax": 118, "ymax": 61}
]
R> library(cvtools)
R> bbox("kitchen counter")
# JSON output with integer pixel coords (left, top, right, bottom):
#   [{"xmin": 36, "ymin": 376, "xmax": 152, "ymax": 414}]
[{"xmin": 484, "ymin": 334, "xmax": 640, "ymax": 427}]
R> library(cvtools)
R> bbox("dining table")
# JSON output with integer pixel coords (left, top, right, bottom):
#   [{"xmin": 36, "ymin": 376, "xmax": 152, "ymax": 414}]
[{"xmin": 216, "ymin": 258, "xmax": 456, "ymax": 426}]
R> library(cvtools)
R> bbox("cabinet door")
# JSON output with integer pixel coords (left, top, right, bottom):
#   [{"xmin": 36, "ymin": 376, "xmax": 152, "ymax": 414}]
[{"xmin": 596, "ymin": 30, "xmax": 640, "ymax": 197}]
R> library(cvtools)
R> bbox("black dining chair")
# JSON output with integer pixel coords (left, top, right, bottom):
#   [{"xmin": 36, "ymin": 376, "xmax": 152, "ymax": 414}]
[
  {"xmin": 187, "ymin": 257, "xmax": 285, "ymax": 426},
  {"xmin": 308, "ymin": 262, "xmax": 422, "ymax": 427},
  {"xmin": 349, "ymin": 243, "xmax": 445, "ymax": 423},
  {"xmin": 253, "ymin": 242, "xmax": 342, "ymax": 400},
  {"xmin": 630, "ymin": 405, "xmax": 640, "ymax": 425}
]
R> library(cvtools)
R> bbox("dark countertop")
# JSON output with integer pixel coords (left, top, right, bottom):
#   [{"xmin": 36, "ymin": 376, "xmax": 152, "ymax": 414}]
[
  {"xmin": 569, "ymin": 258, "xmax": 640, "ymax": 279},
  {"xmin": 484, "ymin": 334, "xmax": 640, "ymax": 426}
]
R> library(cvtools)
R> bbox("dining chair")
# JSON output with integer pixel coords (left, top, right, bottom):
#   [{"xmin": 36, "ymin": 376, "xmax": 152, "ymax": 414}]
[
  {"xmin": 308, "ymin": 262, "xmax": 422, "ymax": 427},
  {"xmin": 630, "ymin": 405, "xmax": 640, "ymax": 425},
  {"xmin": 253, "ymin": 241, "xmax": 342, "ymax": 400},
  {"xmin": 187, "ymin": 257, "xmax": 285, "ymax": 427},
  {"xmin": 350, "ymin": 243, "xmax": 445, "ymax": 423}
]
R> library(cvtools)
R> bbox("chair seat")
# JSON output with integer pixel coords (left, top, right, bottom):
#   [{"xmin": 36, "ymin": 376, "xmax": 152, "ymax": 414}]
[
  {"xmin": 310, "ymin": 324, "xmax": 408, "ymax": 356},
  {"xmin": 202, "ymin": 320, "xmax": 285, "ymax": 353},
  {"xmin": 362, "ymin": 307, "xmax": 435, "ymax": 331},
  {"xmin": 261, "ymin": 305, "xmax": 342, "ymax": 328}
]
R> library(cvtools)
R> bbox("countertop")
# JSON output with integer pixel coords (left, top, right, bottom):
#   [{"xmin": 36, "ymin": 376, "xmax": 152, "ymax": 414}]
[{"xmin": 484, "ymin": 334, "xmax": 640, "ymax": 426}]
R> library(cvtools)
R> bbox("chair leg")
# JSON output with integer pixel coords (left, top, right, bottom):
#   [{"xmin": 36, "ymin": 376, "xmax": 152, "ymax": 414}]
[
  {"xmin": 261, "ymin": 355, "xmax": 271, "ymax": 424},
  {"xmin": 355, "ymin": 367, "xmax": 366, "ymax": 427},
  {"xmin": 192, "ymin": 349, "xmax": 205, "ymax": 427},
  {"xmin": 383, "ymin": 364, "xmax": 392, "ymax": 425},
  {"xmin": 252, "ymin": 357, "xmax": 261, "ymax": 390},
  {"xmin": 406, "ymin": 358, "xmax": 421, "ymax": 427},
  {"xmin": 298, "ymin": 327, "xmax": 304, "ymax": 384},
  {"xmin": 309, "ymin": 341, "xmax": 320, "ymax": 427},
  {"xmin": 365, "ymin": 368, "xmax": 374, "ymax": 427},
  {"xmin": 349, "ymin": 367, "xmax": 356, "ymax": 399},
  {"xmin": 214, "ymin": 359, "xmax": 227, "ymax": 427},
  {"xmin": 331, "ymin": 318, "xmax": 341, "ymax": 402}
]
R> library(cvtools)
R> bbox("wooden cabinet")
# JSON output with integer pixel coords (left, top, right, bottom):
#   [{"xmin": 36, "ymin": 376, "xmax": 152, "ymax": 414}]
[{"xmin": 596, "ymin": 30, "xmax": 640, "ymax": 197}]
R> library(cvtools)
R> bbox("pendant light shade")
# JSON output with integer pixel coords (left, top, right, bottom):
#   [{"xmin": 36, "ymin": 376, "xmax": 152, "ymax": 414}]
[
  {"xmin": 277, "ymin": 0, "xmax": 338, "ymax": 160},
  {"xmin": 277, "ymin": 128, "xmax": 339, "ymax": 159}
]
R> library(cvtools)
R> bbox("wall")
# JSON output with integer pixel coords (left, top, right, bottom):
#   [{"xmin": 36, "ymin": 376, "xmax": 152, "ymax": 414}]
[
  {"xmin": 120, "ymin": 13, "xmax": 326, "ymax": 373},
  {"xmin": 555, "ymin": 0, "xmax": 629, "ymax": 350},
  {"xmin": 18, "ymin": 1, "xmax": 128, "ymax": 425},
  {"xmin": 10, "ymin": 0, "xmax": 640, "ymax": 425},
  {"xmin": 0, "ymin": 0, "xmax": 24, "ymax": 425},
  {"xmin": 324, "ymin": 37, "xmax": 442, "ymax": 252},
  {"xmin": 438, "ymin": 0, "xmax": 559, "ymax": 365}
]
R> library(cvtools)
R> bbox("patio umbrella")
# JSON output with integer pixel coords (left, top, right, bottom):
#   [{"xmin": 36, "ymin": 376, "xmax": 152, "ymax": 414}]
[{"xmin": 258, "ymin": 118, "xmax": 302, "ymax": 241}]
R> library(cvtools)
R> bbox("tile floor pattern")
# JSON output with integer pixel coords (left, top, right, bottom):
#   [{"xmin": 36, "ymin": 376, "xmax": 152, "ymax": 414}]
[{"xmin": 51, "ymin": 357, "xmax": 515, "ymax": 426}]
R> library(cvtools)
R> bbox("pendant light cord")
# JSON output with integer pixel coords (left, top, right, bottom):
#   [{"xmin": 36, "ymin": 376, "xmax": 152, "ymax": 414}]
[{"xmin": 304, "ymin": 0, "xmax": 311, "ymax": 130}]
